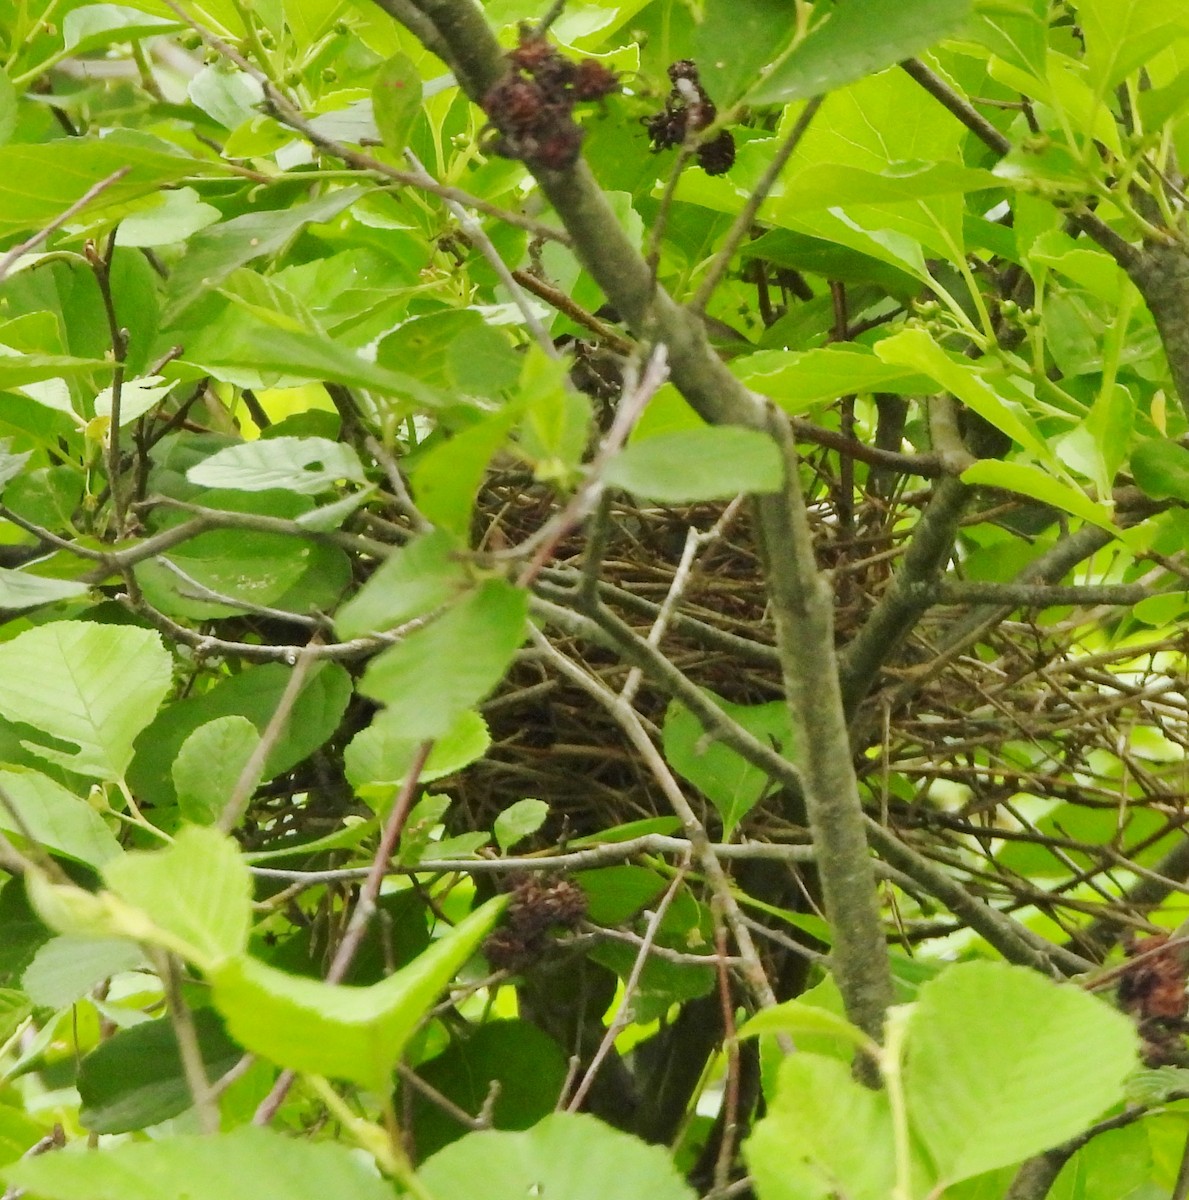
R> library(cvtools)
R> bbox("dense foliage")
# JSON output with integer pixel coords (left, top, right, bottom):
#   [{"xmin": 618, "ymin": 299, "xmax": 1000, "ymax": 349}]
[{"xmin": 2, "ymin": 0, "xmax": 1189, "ymax": 1197}]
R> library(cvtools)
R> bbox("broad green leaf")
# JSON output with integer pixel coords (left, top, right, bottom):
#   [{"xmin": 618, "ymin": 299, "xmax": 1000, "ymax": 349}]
[
  {"xmin": 360, "ymin": 580, "xmax": 528, "ymax": 740},
  {"xmin": 875, "ymin": 328, "xmax": 1048, "ymax": 457},
  {"xmin": 746, "ymin": 1054, "xmax": 905, "ymax": 1200},
  {"xmin": 210, "ymin": 895, "xmax": 507, "ymax": 1090},
  {"xmin": 189, "ymin": 64, "xmax": 263, "ymax": 130},
  {"xmin": 412, "ymin": 407, "xmax": 521, "ymax": 536},
  {"xmin": 419, "ymin": 1112, "xmax": 695, "ymax": 1200},
  {"xmin": 0, "ymin": 768, "xmax": 121, "ymax": 867},
  {"xmin": 21, "ymin": 936, "xmax": 144, "ymax": 1009},
  {"xmin": 411, "ymin": 1019, "xmax": 569, "ymax": 1159},
  {"xmin": 737, "ymin": 346, "xmax": 935, "ymax": 413},
  {"xmin": 966, "ymin": 0, "xmax": 1048, "ymax": 79},
  {"xmin": 1078, "ymin": 0, "xmax": 1189, "ymax": 91},
  {"xmin": 163, "ymin": 188, "xmax": 367, "ymax": 321},
  {"xmin": 0, "ymin": 623, "xmax": 171, "ymax": 781},
  {"xmin": 103, "ymin": 827, "xmax": 252, "ymax": 971},
  {"xmin": 0, "ymin": 988, "xmax": 32, "ymax": 1044},
  {"xmin": 373, "ymin": 53, "xmax": 422, "ymax": 153},
  {"xmin": 129, "ymin": 661, "xmax": 352, "ymax": 809},
  {"xmin": 1, "ymin": 1126, "xmax": 394, "ymax": 1200},
  {"xmin": 738, "ymin": 1000, "xmax": 876, "ymax": 1056},
  {"xmin": 115, "ymin": 187, "xmax": 221, "ymax": 248},
  {"xmin": 906, "ymin": 961, "xmax": 1139, "ymax": 1186},
  {"xmin": 94, "ymin": 375, "xmax": 176, "ymax": 427},
  {"xmin": 693, "ymin": 0, "xmax": 799, "ymax": 105},
  {"xmin": 0, "ymin": 568, "xmax": 88, "ymax": 609},
  {"xmin": 494, "ymin": 799, "xmax": 549, "ymax": 852},
  {"xmin": 186, "ymin": 436, "xmax": 365, "ymax": 494},
  {"xmin": 345, "ymin": 708, "xmax": 491, "ymax": 801},
  {"xmin": 172, "ymin": 716, "xmax": 261, "ymax": 826},
  {"xmin": 960, "ymin": 461, "xmax": 1119, "ymax": 536},
  {"xmin": 0, "ymin": 139, "xmax": 202, "ymax": 239},
  {"xmin": 607, "ymin": 427, "xmax": 782, "ymax": 502},
  {"xmin": 63, "ymin": 4, "xmax": 180, "ymax": 53},
  {"xmin": 334, "ymin": 529, "xmax": 469, "ymax": 639},
  {"xmin": 78, "ymin": 1008, "xmax": 242, "ymax": 1134},
  {"xmin": 1131, "ymin": 439, "xmax": 1189, "ymax": 501},
  {"xmin": 192, "ymin": 319, "xmax": 442, "ymax": 403},
  {"xmin": 748, "ymin": 0, "xmax": 975, "ymax": 104},
  {"xmin": 662, "ymin": 693, "xmax": 795, "ymax": 835}
]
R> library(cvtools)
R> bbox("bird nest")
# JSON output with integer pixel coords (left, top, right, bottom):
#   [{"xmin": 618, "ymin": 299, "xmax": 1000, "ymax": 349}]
[{"xmin": 445, "ymin": 469, "xmax": 1189, "ymax": 943}]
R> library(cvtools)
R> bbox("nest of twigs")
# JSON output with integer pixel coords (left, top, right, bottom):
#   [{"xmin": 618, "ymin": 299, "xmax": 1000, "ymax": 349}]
[{"xmin": 445, "ymin": 463, "xmax": 1189, "ymax": 945}]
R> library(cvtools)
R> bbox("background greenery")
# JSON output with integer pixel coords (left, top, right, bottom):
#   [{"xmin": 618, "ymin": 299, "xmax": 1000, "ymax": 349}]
[{"xmin": 0, "ymin": 0, "xmax": 1187, "ymax": 1197}]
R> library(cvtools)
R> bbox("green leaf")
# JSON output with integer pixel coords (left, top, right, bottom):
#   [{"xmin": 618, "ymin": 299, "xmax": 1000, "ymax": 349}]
[
  {"xmin": 172, "ymin": 716, "xmax": 261, "ymax": 826},
  {"xmin": 494, "ymin": 799, "xmax": 549, "ymax": 852},
  {"xmin": 748, "ymin": 0, "xmax": 975, "ymax": 104},
  {"xmin": 79, "ymin": 1008, "xmax": 242, "ymax": 1134},
  {"xmin": 1, "ymin": 1126, "xmax": 395, "ymax": 1200},
  {"xmin": 0, "ymin": 139, "xmax": 201, "ymax": 239},
  {"xmin": 210, "ymin": 895, "xmax": 507, "ymax": 1090},
  {"xmin": 418, "ymin": 1112, "xmax": 696, "ymax": 1200},
  {"xmin": 129, "ymin": 661, "xmax": 352, "ymax": 809},
  {"xmin": 0, "ymin": 622, "xmax": 172, "ymax": 781},
  {"xmin": 21, "ymin": 936, "xmax": 144, "ymax": 1009},
  {"xmin": 692, "ymin": 0, "xmax": 799, "ymax": 105},
  {"xmin": 162, "ymin": 188, "xmax": 367, "ymax": 322},
  {"xmin": 738, "ymin": 346, "xmax": 935, "ymax": 413},
  {"xmin": 746, "ymin": 1053, "xmax": 903, "ymax": 1200},
  {"xmin": 875, "ymin": 328, "xmax": 1048, "ymax": 457},
  {"xmin": 0, "ymin": 988, "xmax": 32, "ymax": 1044},
  {"xmin": 63, "ymin": 5, "xmax": 180, "ymax": 54},
  {"xmin": 0, "ymin": 768, "xmax": 121, "ymax": 866},
  {"xmin": 662, "ymin": 693, "xmax": 794, "ymax": 835},
  {"xmin": 1078, "ymin": 0, "xmax": 1189, "ymax": 91},
  {"xmin": 345, "ymin": 708, "xmax": 491, "ymax": 800},
  {"xmin": 607, "ymin": 428, "xmax": 782, "ymax": 502},
  {"xmin": 738, "ymin": 1000, "xmax": 876, "ymax": 1056},
  {"xmin": 186, "ymin": 436, "xmax": 365, "ymax": 494},
  {"xmin": 0, "ymin": 567, "xmax": 89, "ymax": 609},
  {"xmin": 360, "ymin": 580, "xmax": 528, "ymax": 740},
  {"xmin": 102, "ymin": 827, "xmax": 252, "ymax": 971},
  {"xmin": 334, "ymin": 529, "xmax": 469, "ymax": 639},
  {"xmin": 411, "ymin": 1019, "xmax": 569, "ymax": 1159},
  {"xmin": 960, "ymin": 461, "xmax": 1120, "ymax": 536},
  {"xmin": 412, "ymin": 408, "xmax": 521, "ymax": 536},
  {"xmin": 905, "ymin": 961, "xmax": 1139, "ymax": 1186},
  {"xmin": 115, "ymin": 187, "xmax": 221, "ymax": 248},
  {"xmin": 373, "ymin": 53, "xmax": 422, "ymax": 153},
  {"xmin": 1131, "ymin": 439, "xmax": 1189, "ymax": 501}
]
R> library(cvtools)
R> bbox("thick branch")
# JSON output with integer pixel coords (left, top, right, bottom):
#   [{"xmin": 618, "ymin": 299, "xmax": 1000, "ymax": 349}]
[{"xmin": 391, "ymin": 0, "xmax": 895, "ymax": 1038}]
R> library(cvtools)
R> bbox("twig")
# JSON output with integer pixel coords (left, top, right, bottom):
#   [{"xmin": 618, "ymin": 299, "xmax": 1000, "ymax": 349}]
[
  {"xmin": 620, "ymin": 497, "xmax": 744, "ymax": 705},
  {"xmin": 567, "ymin": 860, "xmax": 688, "ymax": 1111},
  {"xmin": 515, "ymin": 344, "xmax": 669, "ymax": 586},
  {"xmin": 530, "ymin": 628, "xmax": 779, "ymax": 1010},
  {"xmin": 690, "ymin": 95, "xmax": 824, "ymax": 313},
  {"xmin": 151, "ymin": 948, "xmax": 219, "ymax": 1134},
  {"xmin": 0, "ymin": 169, "xmax": 130, "ymax": 282},
  {"xmin": 218, "ymin": 641, "xmax": 322, "ymax": 832},
  {"xmin": 404, "ymin": 149, "xmax": 558, "ymax": 356},
  {"xmin": 252, "ymin": 741, "xmax": 434, "ymax": 1125}
]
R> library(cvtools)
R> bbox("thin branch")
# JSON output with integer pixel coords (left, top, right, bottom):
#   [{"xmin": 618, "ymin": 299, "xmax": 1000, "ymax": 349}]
[
  {"xmin": 567, "ymin": 861, "xmax": 688, "ymax": 1111},
  {"xmin": 404, "ymin": 149, "xmax": 559, "ymax": 356},
  {"xmin": 530, "ymin": 628, "xmax": 780, "ymax": 1010},
  {"xmin": 218, "ymin": 642, "xmax": 322, "ymax": 833},
  {"xmin": 0, "ymin": 169, "xmax": 130, "ymax": 282},
  {"xmin": 253, "ymin": 741, "xmax": 435, "ymax": 1125},
  {"xmin": 690, "ymin": 95, "xmax": 824, "ymax": 313}
]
